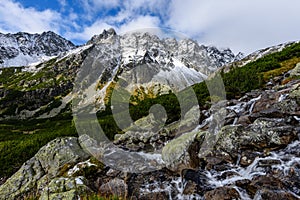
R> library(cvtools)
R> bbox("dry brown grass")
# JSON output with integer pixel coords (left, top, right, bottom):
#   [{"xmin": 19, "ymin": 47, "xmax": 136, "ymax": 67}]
[{"xmin": 263, "ymin": 57, "xmax": 300, "ymax": 81}]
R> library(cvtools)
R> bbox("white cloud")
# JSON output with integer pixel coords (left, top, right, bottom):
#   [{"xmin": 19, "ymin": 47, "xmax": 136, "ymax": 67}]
[
  {"xmin": 65, "ymin": 15, "xmax": 161, "ymax": 43},
  {"xmin": 57, "ymin": 0, "xmax": 67, "ymax": 12},
  {"xmin": 118, "ymin": 15, "xmax": 161, "ymax": 34},
  {"xmin": 167, "ymin": 0, "xmax": 300, "ymax": 54},
  {"xmin": 92, "ymin": 0, "xmax": 120, "ymax": 9},
  {"xmin": 65, "ymin": 20, "xmax": 113, "ymax": 41},
  {"xmin": 79, "ymin": 0, "xmax": 120, "ymax": 20},
  {"xmin": 1, "ymin": 0, "xmax": 299, "ymax": 54},
  {"xmin": 58, "ymin": 0, "xmax": 67, "ymax": 8},
  {"xmin": 0, "ymin": 0, "xmax": 62, "ymax": 33},
  {"xmin": 122, "ymin": 0, "xmax": 168, "ymax": 15}
]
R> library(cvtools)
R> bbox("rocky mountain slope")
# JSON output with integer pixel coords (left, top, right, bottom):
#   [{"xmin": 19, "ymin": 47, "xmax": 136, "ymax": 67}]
[
  {"xmin": 0, "ymin": 29, "xmax": 238, "ymax": 120},
  {"xmin": 0, "ymin": 29, "xmax": 300, "ymax": 199},
  {"xmin": 0, "ymin": 60, "xmax": 299, "ymax": 200},
  {"xmin": 224, "ymin": 41, "xmax": 298, "ymax": 72},
  {"xmin": 0, "ymin": 31, "xmax": 75, "ymax": 67}
]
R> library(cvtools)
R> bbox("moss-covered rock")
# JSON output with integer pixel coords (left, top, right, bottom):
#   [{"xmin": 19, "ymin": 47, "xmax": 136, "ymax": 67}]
[
  {"xmin": 35, "ymin": 137, "xmax": 90, "ymax": 177},
  {"xmin": 214, "ymin": 118, "xmax": 297, "ymax": 163},
  {"xmin": 162, "ymin": 131, "xmax": 205, "ymax": 172},
  {"xmin": 39, "ymin": 176, "xmax": 92, "ymax": 200},
  {"xmin": 0, "ymin": 137, "xmax": 90, "ymax": 199},
  {"xmin": 0, "ymin": 156, "xmax": 44, "ymax": 199},
  {"xmin": 290, "ymin": 83, "xmax": 300, "ymax": 103},
  {"xmin": 290, "ymin": 62, "xmax": 300, "ymax": 77}
]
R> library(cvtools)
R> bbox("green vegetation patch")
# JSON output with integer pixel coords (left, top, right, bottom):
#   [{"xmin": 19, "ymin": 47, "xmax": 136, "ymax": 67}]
[{"xmin": 0, "ymin": 115, "xmax": 76, "ymax": 178}]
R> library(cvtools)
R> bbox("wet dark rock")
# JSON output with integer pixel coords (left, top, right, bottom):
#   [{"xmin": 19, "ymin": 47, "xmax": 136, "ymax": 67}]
[
  {"xmin": 205, "ymin": 151, "xmax": 233, "ymax": 170},
  {"xmin": 259, "ymin": 189, "xmax": 299, "ymax": 200},
  {"xmin": 240, "ymin": 150, "xmax": 261, "ymax": 166},
  {"xmin": 252, "ymin": 94, "xmax": 276, "ymax": 113},
  {"xmin": 235, "ymin": 179, "xmax": 251, "ymax": 189},
  {"xmin": 257, "ymin": 108, "xmax": 284, "ymax": 118},
  {"xmin": 139, "ymin": 191, "xmax": 170, "ymax": 200},
  {"xmin": 236, "ymin": 115, "xmax": 252, "ymax": 125},
  {"xmin": 224, "ymin": 110, "xmax": 237, "ymax": 125},
  {"xmin": 181, "ymin": 168, "xmax": 211, "ymax": 194},
  {"xmin": 204, "ymin": 187, "xmax": 240, "ymax": 200},
  {"xmin": 183, "ymin": 181, "xmax": 198, "ymax": 195},
  {"xmin": 257, "ymin": 159, "xmax": 282, "ymax": 167},
  {"xmin": 99, "ymin": 178, "xmax": 128, "ymax": 198},
  {"xmin": 124, "ymin": 169, "xmax": 176, "ymax": 198},
  {"xmin": 248, "ymin": 175, "xmax": 284, "ymax": 196}
]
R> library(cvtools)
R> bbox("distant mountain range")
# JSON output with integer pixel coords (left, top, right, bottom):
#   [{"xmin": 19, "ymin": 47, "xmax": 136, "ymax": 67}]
[
  {"xmin": 0, "ymin": 29, "xmax": 241, "ymax": 70},
  {"xmin": 0, "ymin": 29, "xmax": 243, "ymax": 119},
  {"xmin": 0, "ymin": 31, "xmax": 75, "ymax": 67}
]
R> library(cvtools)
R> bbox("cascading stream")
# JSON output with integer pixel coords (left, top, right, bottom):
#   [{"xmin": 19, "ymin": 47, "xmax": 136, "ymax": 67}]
[{"xmin": 139, "ymin": 138, "xmax": 300, "ymax": 199}]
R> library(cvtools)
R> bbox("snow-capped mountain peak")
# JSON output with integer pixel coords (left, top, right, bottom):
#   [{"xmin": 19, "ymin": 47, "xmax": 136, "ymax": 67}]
[{"xmin": 0, "ymin": 31, "xmax": 75, "ymax": 67}]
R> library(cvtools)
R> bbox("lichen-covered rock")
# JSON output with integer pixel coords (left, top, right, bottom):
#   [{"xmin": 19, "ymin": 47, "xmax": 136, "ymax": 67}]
[
  {"xmin": 249, "ymin": 118, "xmax": 297, "ymax": 147},
  {"xmin": 113, "ymin": 112, "xmax": 166, "ymax": 151},
  {"xmin": 0, "ymin": 137, "xmax": 90, "ymax": 200},
  {"xmin": 213, "ymin": 125, "xmax": 243, "ymax": 158},
  {"xmin": 39, "ymin": 176, "xmax": 91, "ymax": 200},
  {"xmin": 290, "ymin": 83, "xmax": 300, "ymax": 103},
  {"xmin": 162, "ymin": 131, "xmax": 205, "ymax": 172},
  {"xmin": 215, "ymin": 118, "xmax": 297, "ymax": 160},
  {"xmin": 36, "ymin": 137, "xmax": 90, "ymax": 177},
  {"xmin": 40, "ymin": 190, "xmax": 79, "ymax": 200},
  {"xmin": 66, "ymin": 158, "xmax": 104, "ymax": 177},
  {"xmin": 0, "ymin": 157, "xmax": 45, "ymax": 199},
  {"xmin": 290, "ymin": 62, "xmax": 300, "ymax": 77}
]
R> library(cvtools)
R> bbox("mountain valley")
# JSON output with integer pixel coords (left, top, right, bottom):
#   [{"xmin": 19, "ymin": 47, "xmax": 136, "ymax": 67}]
[{"xmin": 0, "ymin": 29, "xmax": 299, "ymax": 200}]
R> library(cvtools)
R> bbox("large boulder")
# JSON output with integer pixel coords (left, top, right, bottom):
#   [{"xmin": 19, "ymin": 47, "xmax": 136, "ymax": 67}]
[
  {"xmin": 0, "ymin": 137, "xmax": 90, "ymax": 200},
  {"xmin": 35, "ymin": 137, "xmax": 90, "ymax": 177},
  {"xmin": 162, "ymin": 131, "xmax": 205, "ymax": 172},
  {"xmin": 290, "ymin": 62, "xmax": 300, "ymax": 77},
  {"xmin": 39, "ymin": 176, "xmax": 91, "ymax": 200},
  {"xmin": 290, "ymin": 82, "xmax": 300, "ymax": 103},
  {"xmin": 0, "ymin": 156, "xmax": 45, "ymax": 200},
  {"xmin": 215, "ymin": 118, "xmax": 297, "ymax": 157}
]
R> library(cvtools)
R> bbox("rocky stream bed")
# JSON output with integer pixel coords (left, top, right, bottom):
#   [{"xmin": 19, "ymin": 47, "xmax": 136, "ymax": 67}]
[{"xmin": 0, "ymin": 77, "xmax": 299, "ymax": 199}]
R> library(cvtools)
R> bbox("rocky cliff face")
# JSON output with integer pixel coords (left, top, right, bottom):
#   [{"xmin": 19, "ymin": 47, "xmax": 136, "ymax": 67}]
[
  {"xmin": 0, "ymin": 31, "xmax": 75, "ymax": 67},
  {"xmin": 88, "ymin": 28, "xmax": 239, "ymax": 75}
]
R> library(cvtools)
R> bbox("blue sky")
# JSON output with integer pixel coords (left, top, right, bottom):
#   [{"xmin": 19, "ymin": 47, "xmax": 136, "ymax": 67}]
[{"xmin": 0, "ymin": 0, "xmax": 300, "ymax": 54}]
